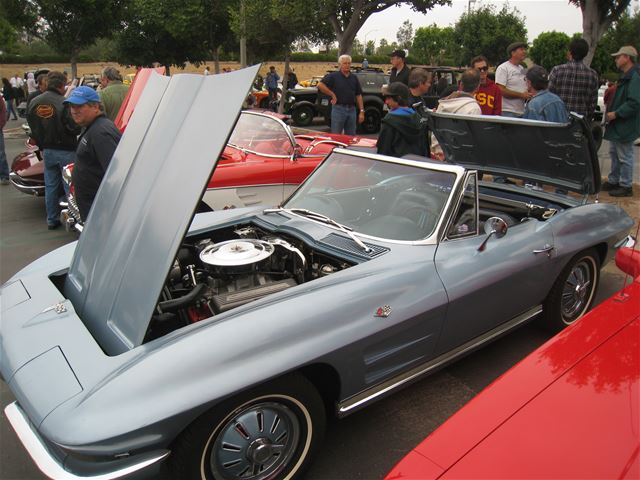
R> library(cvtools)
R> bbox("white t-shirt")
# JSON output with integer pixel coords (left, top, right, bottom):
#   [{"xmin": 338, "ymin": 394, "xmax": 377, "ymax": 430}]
[{"xmin": 495, "ymin": 61, "xmax": 527, "ymax": 115}]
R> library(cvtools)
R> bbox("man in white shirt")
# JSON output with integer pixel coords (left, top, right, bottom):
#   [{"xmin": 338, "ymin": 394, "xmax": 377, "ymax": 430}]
[
  {"xmin": 495, "ymin": 42, "xmax": 532, "ymax": 117},
  {"xmin": 10, "ymin": 74, "xmax": 24, "ymax": 88}
]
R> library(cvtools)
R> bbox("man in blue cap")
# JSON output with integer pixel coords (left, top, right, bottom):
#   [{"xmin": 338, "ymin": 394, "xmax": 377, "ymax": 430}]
[{"xmin": 64, "ymin": 86, "xmax": 122, "ymax": 222}]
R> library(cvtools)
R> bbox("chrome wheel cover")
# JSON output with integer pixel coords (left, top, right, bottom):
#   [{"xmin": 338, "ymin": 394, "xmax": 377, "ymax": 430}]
[
  {"xmin": 561, "ymin": 257, "xmax": 596, "ymax": 323},
  {"xmin": 208, "ymin": 401, "xmax": 301, "ymax": 480}
]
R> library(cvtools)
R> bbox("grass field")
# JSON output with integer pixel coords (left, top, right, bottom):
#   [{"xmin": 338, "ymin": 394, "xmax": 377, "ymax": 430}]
[{"xmin": 0, "ymin": 61, "xmax": 388, "ymax": 84}]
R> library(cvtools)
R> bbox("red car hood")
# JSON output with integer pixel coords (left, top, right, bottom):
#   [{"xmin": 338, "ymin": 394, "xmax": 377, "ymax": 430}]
[
  {"xmin": 114, "ymin": 66, "xmax": 166, "ymax": 132},
  {"xmin": 387, "ymin": 246, "xmax": 640, "ymax": 480}
]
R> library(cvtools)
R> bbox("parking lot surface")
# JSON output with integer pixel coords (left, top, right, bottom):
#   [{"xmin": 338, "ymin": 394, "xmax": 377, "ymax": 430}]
[{"xmin": 0, "ymin": 116, "xmax": 637, "ymax": 480}]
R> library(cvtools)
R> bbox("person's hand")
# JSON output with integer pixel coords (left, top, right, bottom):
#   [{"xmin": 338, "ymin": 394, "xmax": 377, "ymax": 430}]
[
  {"xmin": 330, "ymin": 95, "xmax": 337, "ymax": 105},
  {"xmin": 358, "ymin": 110, "xmax": 365, "ymax": 124},
  {"xmin": 606, "ymin": 111, "xmax": 616, "ymax": 122}
]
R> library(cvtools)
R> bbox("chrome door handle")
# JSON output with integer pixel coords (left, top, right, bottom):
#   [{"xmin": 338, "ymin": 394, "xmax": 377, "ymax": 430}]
[{"xmin": 533, "ymin": 244, "xmax": 554, "ymax": 257}]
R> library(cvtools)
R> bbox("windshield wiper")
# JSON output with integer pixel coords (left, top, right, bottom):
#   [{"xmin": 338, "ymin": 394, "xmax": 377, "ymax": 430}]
[
  {"xmin": 264, "ymin": 208, "xmax": 372, "ymax": 253},
  {"xmin": 226, "ymin": 142, "xmax": 248, "ymax": 153}
]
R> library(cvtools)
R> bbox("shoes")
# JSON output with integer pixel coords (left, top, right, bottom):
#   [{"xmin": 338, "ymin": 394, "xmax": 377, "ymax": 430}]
[
  {"xmin": 601, "ymin": 181, "xmax": 618, "ymax": 191},
  {"xmin": 0, "ymin": 178, "xmax": 9, "ymax": 185},
  {"xmin": 47, "ymin": 222, "xmax": 61, "ymax": 230},
  {"xmin": 609, "ymin": 186, "xmax": 633, "ymax": 197}
]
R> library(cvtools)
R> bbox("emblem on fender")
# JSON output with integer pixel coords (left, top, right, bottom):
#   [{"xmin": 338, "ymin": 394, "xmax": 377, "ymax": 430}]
[
  {"xmin": 374, "ymin": 305, "xmax": 391, "ymax": 318},
  {"xmin": 41, "ymin": 303, "xmax": 67, "ymax": 314}
]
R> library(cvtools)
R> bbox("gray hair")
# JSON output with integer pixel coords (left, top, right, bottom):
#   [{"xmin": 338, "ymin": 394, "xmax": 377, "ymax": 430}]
[
  {"xmin": 338, "ymin": 54, "xmax": 352, "ymax": 65},
  {"xmin": 101, "ymin": 66, "xmax": 123, "ymax": 82}
]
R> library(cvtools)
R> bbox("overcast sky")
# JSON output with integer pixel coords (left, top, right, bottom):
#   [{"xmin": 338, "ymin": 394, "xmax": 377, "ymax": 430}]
[{"xmin": 358, "ymin": 0, "xmax": 585, "ymax": 46}]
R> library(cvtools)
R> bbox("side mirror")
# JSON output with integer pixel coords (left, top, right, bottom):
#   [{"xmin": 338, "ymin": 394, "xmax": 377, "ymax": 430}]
[
  {"xmin": 292, "ymin": 143, "xmax": 303, "ymax": 160},
  {"xmin": 477, "ymin": 217, "xmax": 508, "ymax": 252}
]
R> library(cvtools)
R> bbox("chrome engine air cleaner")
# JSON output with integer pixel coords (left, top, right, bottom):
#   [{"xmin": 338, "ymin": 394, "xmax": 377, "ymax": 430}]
[{"xmin": 199, "ymin": 239, "xmax": 275, "ymax": 267}]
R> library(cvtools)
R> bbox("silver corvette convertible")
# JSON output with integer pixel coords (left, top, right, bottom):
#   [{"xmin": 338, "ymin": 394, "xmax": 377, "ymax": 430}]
[{"xmin": 0, "ymin": 66, "xmax": 633, "ymax": 480}]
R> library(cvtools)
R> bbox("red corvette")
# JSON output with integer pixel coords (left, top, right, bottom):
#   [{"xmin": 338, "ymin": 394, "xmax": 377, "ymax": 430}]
[{"xmin": 386, "ymin": 243, "xmax": 640, "ymax": 480}]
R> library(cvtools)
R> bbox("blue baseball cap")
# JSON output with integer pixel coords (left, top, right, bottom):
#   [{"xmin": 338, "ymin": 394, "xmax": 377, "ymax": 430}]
[{"xmin": 64, "ymin": 86, "xmax": 100, "ymax": 105}]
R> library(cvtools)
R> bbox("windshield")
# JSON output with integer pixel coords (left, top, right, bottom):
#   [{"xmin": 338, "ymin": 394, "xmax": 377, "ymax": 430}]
[
  {"xmin": 284, "ymin": 152, "xmax": 456, "ymax": 241},
  {"xmin": 228, "ymin": 113, "xmax": 294, "ymax": 156}
]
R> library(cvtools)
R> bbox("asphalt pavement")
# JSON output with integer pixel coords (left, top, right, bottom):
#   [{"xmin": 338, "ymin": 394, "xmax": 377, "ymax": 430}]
[{"xmin": 0, "ymin": 115, "xmax": 637, "ymax": 480}]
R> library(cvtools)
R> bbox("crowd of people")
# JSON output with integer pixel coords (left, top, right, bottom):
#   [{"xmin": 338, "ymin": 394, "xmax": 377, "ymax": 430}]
[
  {"xmin": 1, "ymin": 38, "xmax": 638, "ymax": 233},
  {"xmin": 1, "ymin": 67, "xmax": 129, "ymax": 228},
  {"xmin": 316, "ymin": 38, "xmax": 638, "ymax": 197}
]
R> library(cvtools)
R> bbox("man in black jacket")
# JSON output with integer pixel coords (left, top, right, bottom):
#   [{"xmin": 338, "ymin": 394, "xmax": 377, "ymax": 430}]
[
  {"xmin": 64, "ymin": 86, "xmax": 122, "ymax": 221},
  {"xmin": 27, "ymin": 71, "xmax": 79, "ymax": 229},
  {"xmin": 377, "ymin": 82, "xmax": 428, "ymax": 158}
]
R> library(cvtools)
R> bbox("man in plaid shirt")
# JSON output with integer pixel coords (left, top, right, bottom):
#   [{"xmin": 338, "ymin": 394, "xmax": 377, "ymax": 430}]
[{"xmin": 549, "ymin": 38, "xmax": 599, "ymax": 121}]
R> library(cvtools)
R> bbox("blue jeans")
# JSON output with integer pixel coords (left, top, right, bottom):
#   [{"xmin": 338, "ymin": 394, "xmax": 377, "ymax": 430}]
[
  {"xmin": 5, "ymin": 99, "xmax": 17, "ymax": 120},
  {"xmin": 608, "ymin": 141, "xmax": 634, "ymax": 188},
  {"xmin": 0, "ymin": 129, "xmax": 9, "ymax": 180},
  {"xmin": 331, "ymin": 104, "xmax": 357, "ymax": 135},
  {"xmin": 43, "ymin": 149, "xmax": 74, "ymax": 226}
]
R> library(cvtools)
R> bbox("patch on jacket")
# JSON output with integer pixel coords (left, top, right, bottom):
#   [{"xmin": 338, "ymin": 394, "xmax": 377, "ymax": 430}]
[{"xmin": 35, "ymin": 104, "xmax": 55, "ymax": 119}]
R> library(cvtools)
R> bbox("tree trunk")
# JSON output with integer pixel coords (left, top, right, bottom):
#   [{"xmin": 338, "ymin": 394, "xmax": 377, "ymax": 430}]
[
  {"xmin": 580, "ymin": 0, "xmax": 630, "ymax": 66},
  {"xmin": 213, "ymin": 47, "xmax": 221, "ymax": 74},
  {"xmin": 278, "ymin": 51, "xmax": 290, "ymax": 114},
  {"xmin": 70, "ymin": 48, "xmax": 79, "ymax": 80}
]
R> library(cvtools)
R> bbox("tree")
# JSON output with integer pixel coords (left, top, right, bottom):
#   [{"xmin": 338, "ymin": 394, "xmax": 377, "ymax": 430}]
[
  {"xmin": 1, "ymin": 0, "xmax": 125, "ymax": 78},
  {"xmin": 568, "ymin": 0, "xmax": 631, "ymax": 66},
  {"xmin": 591, "ymin": 10, "xmax": 640, "ymax": 76},
  {"xmin": 312, "ymin": 0, "xmax": 450, "ymax": 56},
  {"xmin": 115, "ymin": 0, "xmax": 208, "ymax": 74},
  {"xmin": 396, "ymin": 20, "xmax": 414, "ymax": 50},
  {"xmin": 231, "ymin": 0, "xmax": 329, "ymax": 112},
  {"xmin": 376, "ymin": 38, "xmax": 399, "ymax": 56},
  {"xmin": 351, "ymin": 38, "xmax": 365, "ymax": 56},
  {"xmin": 529, "ymin": 31, "xmax": 571, "ymax": 71},
  {"xmin": 453, "ymin": 4, "xmax": 527, "ymax": 66},
  {"xmin": 365, "ymin": 40, "xmax": 375, "ymax": 56},
  {"xmin": 412, "ymin": 24, "xmax": 455, "ymax": 64}
]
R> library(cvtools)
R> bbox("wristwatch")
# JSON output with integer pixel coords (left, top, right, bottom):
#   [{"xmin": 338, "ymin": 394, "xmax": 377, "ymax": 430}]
[{"xmin": 359, "ymin": 109, "xmax": 365, "ymax": 113}]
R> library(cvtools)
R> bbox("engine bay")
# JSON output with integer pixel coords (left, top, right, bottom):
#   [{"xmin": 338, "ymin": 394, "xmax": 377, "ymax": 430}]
[{"xmin": 144, "ymin": 224, "xmax": 354, "ymax": 342}]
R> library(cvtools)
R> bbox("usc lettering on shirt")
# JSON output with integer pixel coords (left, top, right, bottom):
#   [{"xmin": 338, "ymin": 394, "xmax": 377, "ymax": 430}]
[{"xmin": 475, "ymin": 92, "xmax": 495, "ymax": 108}]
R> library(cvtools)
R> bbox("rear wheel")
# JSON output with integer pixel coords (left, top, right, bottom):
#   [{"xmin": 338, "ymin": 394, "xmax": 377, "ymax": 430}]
[
  {"xmin": 359, "ymin": 107, "xmax": 381, "ymax": 134},
  {"xmin": 292, "ymin": 106, "xmax": 314, "ymax": 127},
  {"xmin": 170, "ymin": 374, "xmax": 325, "ymax": 480},
  {"xmin": 542, "ymin": 248, "xmax": 600, "ymax": 332}
]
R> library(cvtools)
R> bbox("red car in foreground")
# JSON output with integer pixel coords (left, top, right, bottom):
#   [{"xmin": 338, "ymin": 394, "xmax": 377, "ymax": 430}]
[{"xmin": 387, "ymin": 244, "xmax": 640, "ymax": 480}]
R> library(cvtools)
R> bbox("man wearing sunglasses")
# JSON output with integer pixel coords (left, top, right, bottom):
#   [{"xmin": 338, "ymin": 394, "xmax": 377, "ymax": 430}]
[{"xmin": 471, "ymin": 55, "xmax": 502, "ymax": 115}]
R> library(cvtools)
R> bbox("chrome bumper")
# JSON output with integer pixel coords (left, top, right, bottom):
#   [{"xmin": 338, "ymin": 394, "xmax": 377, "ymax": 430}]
[
  {"xmin": 60, "ymin": 194, "xmax": 84, "ymax": 233},
  {"xmin": 9, "ymin": 172, "xmax": 45, "ymax": 196},
  {"xmin": 4, "ymin": 402, "xmax": 169, "ymax": 480}
]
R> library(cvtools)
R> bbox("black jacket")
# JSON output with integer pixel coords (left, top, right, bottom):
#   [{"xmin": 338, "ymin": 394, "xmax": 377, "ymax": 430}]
[
  {"xmin": 72, "ymin": 115, "xmax": 122, "ymax": 221},
  {"xmin": 27, "ymin": 89, "xmax": 79, "ymax": 150},
  {"xmin": 377, "ymin": 107, "xmax": 428, "ymax": 158}
]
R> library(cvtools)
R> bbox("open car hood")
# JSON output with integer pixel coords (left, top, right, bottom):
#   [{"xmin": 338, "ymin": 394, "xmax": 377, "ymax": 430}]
[
  {"xmin": 427, "ymin": 111, "xmax": 600, "ymax": 194},
  {"xmin": 64, "ymin": 65, "xmax": 260, "ymax": 355}
]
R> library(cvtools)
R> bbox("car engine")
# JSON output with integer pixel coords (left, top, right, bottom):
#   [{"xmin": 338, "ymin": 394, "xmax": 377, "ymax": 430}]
[{"xmin": 145, "ymin": 225, "xmax": 353, "ymax": 342}]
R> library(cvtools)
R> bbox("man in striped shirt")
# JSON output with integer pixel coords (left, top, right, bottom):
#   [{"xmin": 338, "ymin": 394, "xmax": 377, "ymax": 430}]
[{"xmin": 549, "ymin": 38, "xmax": 599, "ymax": 121}]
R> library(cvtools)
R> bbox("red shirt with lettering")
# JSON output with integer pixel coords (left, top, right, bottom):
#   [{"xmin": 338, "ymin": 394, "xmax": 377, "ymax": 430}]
[{"xmin": 474, "ymin": 78, "xmax": 502, "ymax": 115}]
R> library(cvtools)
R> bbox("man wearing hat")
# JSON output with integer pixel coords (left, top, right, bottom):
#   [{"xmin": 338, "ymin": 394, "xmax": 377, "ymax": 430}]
[
  {"xmin": 377, "ymin": 82, "xmax": 428, "ymax": 158},
  {"xmin": 523, "ymin": 65, "xmax": 568, "ymax": 123},
  {"xmin": 27, "ymin": 71, "xmax": 79, "ymax": 229},
  {"xmin": 495, "ymin": 41, "xmax": 532, "ymax": 117},
  {"xmin": 389, "ymin": 50, "xmax": 410, "ymax": 86},
  {"xmin": 64, "ymin": 86, "xmax": 122, "ymax": 221},
  {"xmin": 602, "ymin": 45, "xmax": 640, "ymax": 197}
]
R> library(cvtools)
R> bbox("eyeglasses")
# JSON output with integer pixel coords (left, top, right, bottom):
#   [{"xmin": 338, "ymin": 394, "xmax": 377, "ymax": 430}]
[{"xmin": 476, "ymin": 66, "xmax": 489, "ymax": 72}]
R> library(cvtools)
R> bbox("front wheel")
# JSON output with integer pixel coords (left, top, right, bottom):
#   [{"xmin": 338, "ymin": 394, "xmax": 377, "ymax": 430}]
[
  {"xmin": 169, "ymin": 374, "xmax": 325, "ymax": 480},
  {"xmin": 541, "ymin": 248, "xmax": 600, "ymax": 332}
]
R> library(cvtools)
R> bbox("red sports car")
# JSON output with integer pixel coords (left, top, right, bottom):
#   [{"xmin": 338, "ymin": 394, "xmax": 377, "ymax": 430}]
[{"xmin": 386, "ymin": 243, "xmax": 640, "ymax": 480}]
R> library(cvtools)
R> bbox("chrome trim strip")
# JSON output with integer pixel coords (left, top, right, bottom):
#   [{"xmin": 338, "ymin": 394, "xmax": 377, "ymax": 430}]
[
  {"xmin": 337, "ymin": 305, "xmax": 543, "ymax": 416},
  {"xmin": 4, "ymin": 402, "xmax": 169, "ymax": 480},
  {"xmin": 206, "ymin": 183, "xmax": 299, "ymax": 191}
]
